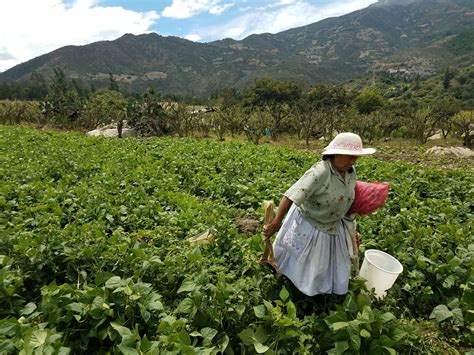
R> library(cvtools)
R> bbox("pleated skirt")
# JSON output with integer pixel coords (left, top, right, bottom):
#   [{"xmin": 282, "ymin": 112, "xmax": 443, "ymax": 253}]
[{"xmin": 273, "ymin": 204, "xmax": 351, "ymax": 296}]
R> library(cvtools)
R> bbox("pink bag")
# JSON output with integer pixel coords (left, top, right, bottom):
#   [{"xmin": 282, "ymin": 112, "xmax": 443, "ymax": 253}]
[{"xmin": 348, "ymin": 181, "xmax": 390, "ymax": 215}]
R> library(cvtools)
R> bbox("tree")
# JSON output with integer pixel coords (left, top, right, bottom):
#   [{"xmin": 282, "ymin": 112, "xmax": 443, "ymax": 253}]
[
  {"xmin": 306, "ymin": 84, "xmax": 351, "ymax": 141},
  {"xmin": 408, "ymin": 106, "xmax": 437, "ymax": 145},
  {"xmin": 0, "ymin": 100, "xmax": 42, "ymax": 125},
  {"xmin": 210, "ymin": 88, "xmax": 241, "ymax": 140},
  {"xmin": 432, "ymin": 97, "xmax": 462, "ymax": 139},
  {"xmin": 452, "ymin": 110, "xmax": 473, "ymax": 148},
  {"xmin": 353, "ymin": 87, "xmax": 385, "ymax": 115},
  {"xmin": 375, "ymin": 105, "xmax": 404, "ymax": 138},
  {"xmin": 292, "ymin": 92, "xmax": 321, "ymax": 146},
  {"xmin": 443, "ymin": 67, "xmax": 456, "ymax": 90},
  {"xmin": 127, "ymin": 88, "xmax": 168, "ymax": 136},
  {"xmin": 81, "ymin": 89, "xmax": 126, "ymax": 135},
  {"xmin": 344, "ymin": 109, "xmax": 371, "ymax": 142},
  {"xmin": 40, "ymin": 67, "xmax": 83, "ymax": 127},
  {"xmin": 25, "ymin": 71, "xmax": 49, "ymax": 100},
  {"xmin": 243, "ymin": 78, "xmax": 302, "ymax": 140},
  {"xmin": 109, "ymin": 73, "xmax": 120, "ymax": 92},
  {"xmin": 241, "ymin": 106, "xmax": 271, "ymax": 145},
  {"xmin": 167, "ymin": 101, "xmax": 196, "ymax": 137}
]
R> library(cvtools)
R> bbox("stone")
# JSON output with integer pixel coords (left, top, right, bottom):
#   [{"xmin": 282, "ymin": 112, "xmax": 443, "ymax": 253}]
[
  {"xmin": 86, "ymin": 127, "xmax": 136, "ymax": 138},
  {"xmin": 425, "ymin": 146, "xmax": 474, "ymax": 158}
]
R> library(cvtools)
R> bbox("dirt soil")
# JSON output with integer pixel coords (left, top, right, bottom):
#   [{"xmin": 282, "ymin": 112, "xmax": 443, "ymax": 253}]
[{"xmin": 263, "ymin": 136, "xmax": 474, "ymax": 171}]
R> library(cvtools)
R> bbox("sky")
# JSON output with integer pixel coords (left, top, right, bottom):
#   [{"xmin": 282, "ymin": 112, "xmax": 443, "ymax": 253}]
[{"xmin": 0, "ymin": 0, "xmax": 379, "ymax": 73}]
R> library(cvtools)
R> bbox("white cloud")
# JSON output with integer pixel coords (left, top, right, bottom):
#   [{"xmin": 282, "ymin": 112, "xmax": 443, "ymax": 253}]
[
  {"xmin": 162, "ymin": 0, "xmax": 233, "ymax": 19},
  {"xmin": 162, "ymin": 0, "xmax": 218, "ymax": 19},
  {"xmin": 0, "ymin": 0, "xmax": 159, "ymax": 72},
  {"xmin": 210, "ymin": 3, "xmax": 234, "ymax": 15},
  {"xmin": 199, "ymin": 0, "xmax": 377, "ymax": 41},
  {"xmin": 185, "ymin": 34, "xmax": 202, "ymax": 42}
]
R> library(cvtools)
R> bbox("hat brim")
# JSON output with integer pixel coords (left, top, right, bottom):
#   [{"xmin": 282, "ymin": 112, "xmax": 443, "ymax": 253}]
[{"xmin": 322, "ymin": 148, "xmax": 376, "ymax": 156}]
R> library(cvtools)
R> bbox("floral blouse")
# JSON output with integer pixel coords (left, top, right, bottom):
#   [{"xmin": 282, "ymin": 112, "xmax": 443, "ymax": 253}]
[{"xmin": 284, "ymin": 159, "xmax": 356, "ymax": 235}]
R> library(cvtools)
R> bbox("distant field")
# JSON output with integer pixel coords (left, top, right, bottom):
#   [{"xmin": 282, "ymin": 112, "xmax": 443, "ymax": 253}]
[{"xmin": 1, "ymin": 125, "xmax": 472, "ymax": 353}]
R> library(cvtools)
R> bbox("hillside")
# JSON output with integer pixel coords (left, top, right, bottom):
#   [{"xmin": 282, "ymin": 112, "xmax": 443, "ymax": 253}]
[{"xmin": 0, "ymin": 0, "xmax": 473, "ymax": 95}]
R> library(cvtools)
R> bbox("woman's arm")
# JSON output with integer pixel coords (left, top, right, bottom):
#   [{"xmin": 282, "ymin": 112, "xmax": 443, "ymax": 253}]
[{"xmin": 263, "ymin": 196, "xmax": 293, "ymax": 237}]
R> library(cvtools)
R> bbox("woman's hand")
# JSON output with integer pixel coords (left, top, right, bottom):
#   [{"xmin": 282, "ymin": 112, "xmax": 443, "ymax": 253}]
[
  {"xmin": 263, "ymin": 196, "xmax": 293, "ymax": 238},
  {"xmin": 263, "ymin": 221, "xmax": 280, "ymax": 238}
]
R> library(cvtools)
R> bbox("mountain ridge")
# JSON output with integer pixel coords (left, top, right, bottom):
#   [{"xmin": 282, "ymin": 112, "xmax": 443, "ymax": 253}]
[{"xmin": 1, "ymin": 0, "xmax": 473, "ymax": 95}]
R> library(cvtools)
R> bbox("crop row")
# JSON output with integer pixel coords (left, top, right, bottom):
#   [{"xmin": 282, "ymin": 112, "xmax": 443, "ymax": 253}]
[{"xmin": 0, "ymin": 125, "xmax": 472, "ymax": 353}]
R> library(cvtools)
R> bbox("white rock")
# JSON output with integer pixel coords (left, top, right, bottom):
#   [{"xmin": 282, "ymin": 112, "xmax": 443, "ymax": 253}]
[
  {"xmin": 425, "ymin": 146, "xmax": 474, "ymax": 158},
  {"xmin": 86, "ymin": 129, "xmax": 103, "ymax": 137},
  {"xmin": 86, "ymin": 127, "xmax": 136, "ymax": 138}
]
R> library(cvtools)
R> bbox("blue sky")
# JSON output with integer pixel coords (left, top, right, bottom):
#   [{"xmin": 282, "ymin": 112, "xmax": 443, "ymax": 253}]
[{"xmin": 0, "ymin": 0, "xmax": 378, "ymax": 72}]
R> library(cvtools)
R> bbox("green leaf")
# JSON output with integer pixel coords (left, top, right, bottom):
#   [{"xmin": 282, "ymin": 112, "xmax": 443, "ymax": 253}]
[
  {"xmin": 105, "ymin": 276, "xmax": 122, "ymax": 289},
  {"xmin": 360, "ymin": 329, "xmax": 371, "ymax": 338},
  {"xmin": 176, "ymin": 298, "xmax": 195, "ymax": 314},
  {"xmin": 416, "ymin": 256, "xmax": 435, "ymax": 269},
  {"xmin": 332, "ymin": 322, "xmax": 349, "ymax": 331},
  {"xmin": 442, "ymin": 275, "xmax": 456, "ymax": 288},
  {"xmin": 254, "ymin": 326, "xmax": 269, "ymax": 344},
  {"xmin": 382, "ymin": 346, "xmax": 397, "ymax": 355},
  {"xmin": 139, "ymin": 335, "xmax": 153, "ymax": 352},
  {"xmin": 110, "ymin": 322, "xmax": 133, "ymax": 337},
  {"xmin": 335, "ymin": 341, "xmax": 349, "ymax": 355},
  {"xmin": 235, "ymin": 304, "xmax": 245, "ymax": 316},
  {"xmin": 95, "ymin": 272, "xmax": 115, "ymax": 286},
  {"xmin": 0, "ymin": 319, "xmax": 18, "ymax": 337},
  {"xmin": 279, "ymin": 287, "xmax": 289, "ymax": 302},
  {"xmin": 286, "ymin": 300, "xmax": 297, "ymax": 319},
  {"xmin": 429, "ymin": 304, "xmax": 453, "ymax": 323},
  {"xmin": 239, "ymin": 326, "xmax": 269, "ymax": 349},
  {"xmin": 64, "ymin": 302, "xmax": 85, "ymax": 314},
  {"xmin": 343, "ymin": 294, "xmax": 358, "ymax": 313},
  {"xmin": 254, "ymin": 342, "xmax": 270, "ymax": 353},
  {"xmin": 21, "ymin": 302, "xmax": 37, "ymax": 316},
  {"xmin": 117, "ymin": 344, "xmax": 139, "ymax": 355},
  {"xmin": 147, "ymin": 298, "xmax": 163, "ymax": 311},
  {"xmin": 178, "ymin": 278, "xmax": 197, "ymax": 293},
  {"xmin": 58, "ymin": 347, "xmax": 72, "ymax": 355},
  {"xmin": 216, "ymin": 333, "xmax": 230, "ymax": 352},
  {"xmin": 325, "ymin": 311, "xmax": 348, "ymax": 325},
  {"xmin": 254, "ymin": 305, "xmax": 266, "ymax": 318},
  {"xmin": 451, "ymin": 308, "xmax": 464, "ymax": 324},
  {"xmin": 379, "ymin": 312, "xmax": 396, "ymax": 324},
  {"xmin": 447, "ymin": 298, "xmax": 460, "ymax": 309},
  {"xmin": 29, "ymin": 329, "xmax": 48, "ymax": 348},
  {"xmin": 239, "ymin": 328, "xmax": 255, "ymax": 346},
  {"xmin": 201, "ymin": 327, "xmax": 218, "ymax": 342}
]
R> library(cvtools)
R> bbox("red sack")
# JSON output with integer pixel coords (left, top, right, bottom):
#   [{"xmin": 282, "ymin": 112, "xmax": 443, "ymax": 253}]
[{"xmin": 348, "ymin": 181, "xmax": 390, "ymax": 215}]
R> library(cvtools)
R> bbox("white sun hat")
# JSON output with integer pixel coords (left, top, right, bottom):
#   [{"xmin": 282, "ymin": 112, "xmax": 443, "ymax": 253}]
[{"xmin": 322, "ymin": 132, "xmax": 376, "ymax": 156}]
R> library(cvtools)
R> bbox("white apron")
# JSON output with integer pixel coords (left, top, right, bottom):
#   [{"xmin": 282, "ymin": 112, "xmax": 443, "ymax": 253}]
[{"xmin": 273, "ymin": 204, "xmax": 351, "ymax": 296}]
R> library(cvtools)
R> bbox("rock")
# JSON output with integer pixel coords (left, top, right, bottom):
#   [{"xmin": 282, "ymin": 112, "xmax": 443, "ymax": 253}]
[
  {"xmin": 427, "ymin": 133, "xmax": 443, "ymax": 140},
  {"xmin": 425, "ymin": 146, "xmax": 474, "ymax": 158},
  {"xmin": 86, "ymin": 127, "xmax": 136, "ymax": 138}
]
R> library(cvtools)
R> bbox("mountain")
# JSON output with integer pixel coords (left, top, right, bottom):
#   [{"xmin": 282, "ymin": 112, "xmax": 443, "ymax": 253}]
[{"xmin": 1, "ymin": 0, "xmax": 473, "ymax": 96}]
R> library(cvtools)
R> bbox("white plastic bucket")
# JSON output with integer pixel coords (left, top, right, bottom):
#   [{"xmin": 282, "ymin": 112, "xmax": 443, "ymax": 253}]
[{"xmin": 359, "ymin": 249, "xmax": 403, "ymax": 299}]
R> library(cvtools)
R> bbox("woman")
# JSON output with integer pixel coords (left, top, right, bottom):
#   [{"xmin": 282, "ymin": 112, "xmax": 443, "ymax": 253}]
[{"xmin": 263, "ymin": 132, "xmax": 375, "ymax": 296}]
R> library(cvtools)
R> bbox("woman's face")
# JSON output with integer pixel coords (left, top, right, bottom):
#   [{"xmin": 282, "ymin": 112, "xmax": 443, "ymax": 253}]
[{"xmin": 332, "ymin": 154, "xmax": 358, "ymax": 173}]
